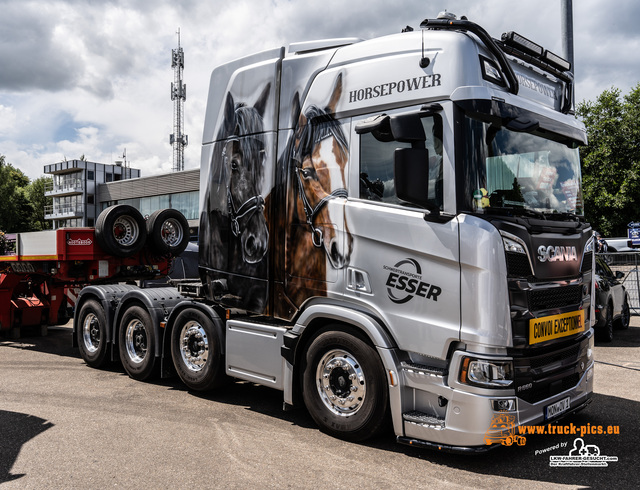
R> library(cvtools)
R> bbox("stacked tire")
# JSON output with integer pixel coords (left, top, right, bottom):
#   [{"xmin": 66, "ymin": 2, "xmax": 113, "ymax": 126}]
[
  {"xmin": 95, "ymin": 205, "xmax": 147, "ymax": 257},
  {"xmin": 95, "ymin": 205, "xmax": 190, "ymax": 257}
]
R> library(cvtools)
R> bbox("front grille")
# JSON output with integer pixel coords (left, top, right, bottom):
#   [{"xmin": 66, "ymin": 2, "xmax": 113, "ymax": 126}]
[
  {"xmin": 527, "ymin": 373, "xmax": 581, "ymax": 404},
  {"xmin": 581, "ymin": 252, "xmax": 593, "ymax": 272},
  {"xmin": 513, "ymin": 335, "xmax": 589, "ymax": 404},
  {"xmin": 528, "ymin": 285, "xmax": 582, "ymax": 311},
  {"xmin": 506, "ymin": 252, "xmax": 532, "ymax": 277},
  {"xmin": 529, "ymin": 344, "xmax": 580, "ymax": 370}
]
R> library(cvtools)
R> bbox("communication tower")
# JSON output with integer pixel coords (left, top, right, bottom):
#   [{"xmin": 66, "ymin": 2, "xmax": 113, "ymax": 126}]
[{"xmin": 170, "ymin": 29, "xmax": 188, "ymax": 172}]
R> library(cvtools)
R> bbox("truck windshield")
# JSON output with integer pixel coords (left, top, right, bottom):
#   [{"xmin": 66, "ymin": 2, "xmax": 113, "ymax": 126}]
[{"xmin": 460, "ymin": 113, "xmax": 584, "ymax": 217}]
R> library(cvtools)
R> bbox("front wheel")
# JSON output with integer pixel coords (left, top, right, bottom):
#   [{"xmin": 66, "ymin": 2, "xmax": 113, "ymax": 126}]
[
  {"xmin": 77, "ymin": 299, "xmax": 109, "ymax": 368},
  {"xmin": 118, "ymin": 305, "xmax": 158, "ymax": 380},
  {"xmin": 302, "ymin": 328, "xmax": 389, "ymax": 442},
  {"xmin": 171, "ymin": 308, "xmax": 227, "ymax": 391}
]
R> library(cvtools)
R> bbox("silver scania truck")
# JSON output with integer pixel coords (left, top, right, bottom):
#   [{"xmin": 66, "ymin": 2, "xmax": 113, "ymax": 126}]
[{"xmin": 75, "ymin": 12, "xmax": 595, "ymax": 452}]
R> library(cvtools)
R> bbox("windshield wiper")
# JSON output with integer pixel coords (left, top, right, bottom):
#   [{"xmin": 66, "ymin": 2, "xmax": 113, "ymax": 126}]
[
  {"xmin": 542, "ymin": 211, "xmax": 583, "ymax": 222},
  {"xmin": 507, "ymin": 207, "xmax": 547, "ymax": 220},
  {"xmin": 481, "ymin": 206, "xmax": 547, "ymax": 220}
]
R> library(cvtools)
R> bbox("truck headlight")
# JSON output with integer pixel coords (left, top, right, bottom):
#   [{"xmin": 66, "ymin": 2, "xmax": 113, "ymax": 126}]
[
  {"xmin": 502, "ymin": 236, "xmax": 526, "ymax": 254},
  {"xmin": 460, "ymin": 357, "xmax": 514, "ymax": 388}
]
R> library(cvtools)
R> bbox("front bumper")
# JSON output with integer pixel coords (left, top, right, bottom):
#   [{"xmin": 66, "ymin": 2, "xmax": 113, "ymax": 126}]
[{"xmin": 394, "ymin": 334, "xmax": 594, "ymax": 451}]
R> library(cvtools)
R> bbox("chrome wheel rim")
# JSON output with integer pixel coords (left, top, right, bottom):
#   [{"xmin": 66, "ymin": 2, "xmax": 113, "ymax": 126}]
[
  {"xmin": 316, "ymin": 349, "xmax": 366, "ymax": 416},
  {"xmin": 82, "ymin": 313, "xmax": 100, "ymax": 353},
  {"xmin": 160, "ymin": 218, "xmax": 183, "ymax": 247},
  {"xmin": 125, "ymin": 319, "xmax": 147, "ymax": 364},
  {"xmin": 112, "ymin": 216, "xmax": 139, "ymax": 247},
  {"xmin": 179, "ymin": 321, "xmax": 209, "ymax": 372}
]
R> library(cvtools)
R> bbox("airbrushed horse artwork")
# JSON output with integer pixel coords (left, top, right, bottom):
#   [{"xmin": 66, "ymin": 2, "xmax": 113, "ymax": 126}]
[
  {"xmin": 199, "ymin": 72, "xmax": 352, "ymax": 317},
  {"xmin": 284, "ymin": 73, "xmax": 353, "ymax": 308},
  {"xmin": 199, "ymin": 83, "xmax": 271, "ymax": 312}
]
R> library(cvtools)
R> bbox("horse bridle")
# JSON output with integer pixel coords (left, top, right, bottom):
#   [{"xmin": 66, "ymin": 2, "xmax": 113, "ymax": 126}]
[
  {"xmin": 223, "ymin": 136, "xmax": 266, "ymax": 237},
  {"xmin": 294, "ymin": 164, "xmax": 348, "ymax": 249},
  {"xmin": 227, "ymin": 190, "xmax": 265, "ymax": 237}
]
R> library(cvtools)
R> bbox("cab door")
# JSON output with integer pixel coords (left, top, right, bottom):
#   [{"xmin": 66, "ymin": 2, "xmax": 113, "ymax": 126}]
[{"xmin": 344, "ymin": 105, "xmax": 460, "ymax": 360}]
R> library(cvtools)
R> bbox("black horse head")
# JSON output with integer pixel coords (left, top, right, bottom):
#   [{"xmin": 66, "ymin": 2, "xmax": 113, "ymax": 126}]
[{"xmin": 207, "ymin": 83, "xmax": 271, "ymax": 265}]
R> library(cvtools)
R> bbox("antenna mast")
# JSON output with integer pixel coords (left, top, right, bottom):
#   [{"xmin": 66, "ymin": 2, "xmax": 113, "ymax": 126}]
[{"xmin": 170, "ymin": 28, "xmax": 188, "ymax": 172}]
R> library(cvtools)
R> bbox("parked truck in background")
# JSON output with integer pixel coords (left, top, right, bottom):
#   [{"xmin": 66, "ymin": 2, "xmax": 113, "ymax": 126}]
[{"xmin": 67, "ymin": 12, "xmax": 595, "ymax": 452}]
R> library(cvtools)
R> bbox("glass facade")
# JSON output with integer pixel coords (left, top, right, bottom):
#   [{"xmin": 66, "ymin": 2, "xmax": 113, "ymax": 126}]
[{"xmin": 53, "ymin": 171, "xmax": 83, "ymax": 192}]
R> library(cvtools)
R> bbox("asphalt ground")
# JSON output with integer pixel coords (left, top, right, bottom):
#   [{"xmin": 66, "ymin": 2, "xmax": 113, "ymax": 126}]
[{"xmin": 1, "ymin": 318, "xmax": 639, "ymax": 489}]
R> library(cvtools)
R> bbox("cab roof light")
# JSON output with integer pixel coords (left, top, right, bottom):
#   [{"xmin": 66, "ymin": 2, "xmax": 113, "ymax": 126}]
[
  {"xmin": 542, "ymin": 49, "xmax": 571, "ymax": 72},
  {"xmin": 501, "ymin": 31, "xmax": 543, "ymax": 57}
]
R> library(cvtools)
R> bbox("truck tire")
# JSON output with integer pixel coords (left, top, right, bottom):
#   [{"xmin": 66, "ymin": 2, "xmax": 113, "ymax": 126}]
[
  {"xmin": 302, "ymin": 327, "xmax": 389, "ymax": 442},
  {"xmin": 171, "ymin": 308, "xmax": 227, "ymax": 391},
  {"xmin": 77, "ymin": 299, "xmax": 109, "ymax": 368},
  {"xmin": 118, "ymin": 305, "xmax": 158, "ymax": 380},
  {"xmin": 146, "ymin": 209, "xmax": 190, "ymax": 256},
  {"xmin": 95, "ymin": 205, "xmax": 147, "ymax": 257}
]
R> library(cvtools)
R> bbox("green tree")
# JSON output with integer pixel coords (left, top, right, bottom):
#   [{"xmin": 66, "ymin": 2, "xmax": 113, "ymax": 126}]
[
  {"xmin": 27, "ymin": 176, "xmax": 53, "ymax": 231},
  {"xmin": 0, "ymin": 155, "xmax": 34, "ymax": 232},
  {"xmin": 577, "ymin": 83, "xmax": 640, "ymax": 237}
]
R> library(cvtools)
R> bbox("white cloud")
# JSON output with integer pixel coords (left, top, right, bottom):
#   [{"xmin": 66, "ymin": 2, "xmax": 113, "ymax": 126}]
[
  {"xmin": 0, "ymin": 104, "xmax": 17, "ymax": 136},
  {"xmin": 1, "ymin": 0, "xmax": 638, "ymax": 181}
]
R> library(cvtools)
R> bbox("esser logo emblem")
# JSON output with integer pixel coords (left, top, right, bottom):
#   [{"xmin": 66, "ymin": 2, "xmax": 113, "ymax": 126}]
[
  {"xmin": 67, "ymin": 238, "xmax": 92, "ymax": 246},
  {"xmin": 384, "ymin": 258, "xmax": 442, "ymax": 304},
  {"xmin": 537, "ymin": 245, "xmax": 577, "ymax": 263}
]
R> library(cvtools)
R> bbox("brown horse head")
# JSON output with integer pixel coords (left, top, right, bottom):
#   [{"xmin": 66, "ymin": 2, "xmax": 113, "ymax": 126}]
[{"xmin": 292, "ymin": 73, "xmax": 352, "ymax": 269}]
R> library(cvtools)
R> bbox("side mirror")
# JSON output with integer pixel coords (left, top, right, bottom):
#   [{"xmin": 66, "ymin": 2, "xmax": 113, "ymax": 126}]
[
  {"xmin": 389, "ymin": 113, "xmax": 426, "ymax": 145},
  {"xmin": 615, "ymin": 271, "xmax": 625, "ymax": 280},
  {"xmin": 355, "ymin": 113, "xmax": 427, "ymax": 146},
  {"xmin": 394, "ymin": 147, "xmax": 438, "ymax": 213}
]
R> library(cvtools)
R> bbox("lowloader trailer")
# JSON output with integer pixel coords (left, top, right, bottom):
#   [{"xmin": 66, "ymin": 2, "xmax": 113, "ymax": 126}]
[{"xmin": 0, "ymin": 207, "xmax": 189, "ymax": 339}]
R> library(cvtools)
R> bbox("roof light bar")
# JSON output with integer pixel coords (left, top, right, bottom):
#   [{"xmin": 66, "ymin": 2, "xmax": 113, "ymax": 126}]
[
  {"xmin": 501, "ymin": 31, "xmax": 543, "ymax": 57},
  {"xmin": 542, "ymin": 49, "xmax": 571, "ymax": 72}
]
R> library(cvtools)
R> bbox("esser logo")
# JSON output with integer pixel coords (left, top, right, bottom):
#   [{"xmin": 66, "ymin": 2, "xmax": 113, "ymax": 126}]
[
  {"xmin": 67, "ymin": 238, "xmax": 92, "ymax": 246},
  {"xmin": 537, "ymin": 245, "xmax": 577, "ymax": 263},
  {"xmin": 384, "ymin": 258, "xmax": 442, "ymax": 304}
]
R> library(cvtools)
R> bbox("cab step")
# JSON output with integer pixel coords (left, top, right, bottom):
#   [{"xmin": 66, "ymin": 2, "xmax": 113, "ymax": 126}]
[
  {"xmin": 403, "ymin": 411, "xmax": 445, "ymax": 429},
  {"xmin": 400, "ymin": 362, "xmax": 447, "ymax": 377}
]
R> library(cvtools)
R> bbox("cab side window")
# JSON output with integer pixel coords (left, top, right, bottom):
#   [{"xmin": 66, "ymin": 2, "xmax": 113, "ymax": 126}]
[{"xmin": 359, "ymin": 115, "xmax": 443, "ymax": 209}]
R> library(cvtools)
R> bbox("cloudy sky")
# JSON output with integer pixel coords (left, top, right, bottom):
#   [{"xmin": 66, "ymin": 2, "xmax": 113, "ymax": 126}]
[{"xmin": 1, "ymin": 0, "xmax": 639, "ymax": 181}]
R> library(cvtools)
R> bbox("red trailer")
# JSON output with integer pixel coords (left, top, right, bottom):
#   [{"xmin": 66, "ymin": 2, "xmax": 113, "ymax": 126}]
[{"xmin": 0, "ymin": 206, "xmax": 189, "ymax": 338}]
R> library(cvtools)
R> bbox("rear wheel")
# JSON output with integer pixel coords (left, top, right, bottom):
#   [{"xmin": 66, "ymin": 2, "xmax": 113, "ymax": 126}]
[
  {"xmin": 617, "ymin": 295, "xmax": 630, "ymax": 330},
  {"xmin": 77, "ymin": 299, "xmax": 109, "ymax": 368},
  {"xmin": 599, "ymin": 302, "xmax": 614, "ymax": 342},
  {"xmin": 302, "ymin": 327, "xmax": 389, "ymax": 442},
  {"xmin": 118, "ymin": 305, "xmax": 157, "ymax": 380},
  {"xmin": 171, "ymin": 308, "xmax": 227, "ymax": 391}
]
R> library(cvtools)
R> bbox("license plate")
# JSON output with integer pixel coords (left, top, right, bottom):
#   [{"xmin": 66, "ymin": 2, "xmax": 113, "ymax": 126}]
[
  {"xmin": 529, "ymin": 310, "xmax": 585, "ymax": 345},
  {"xmin": 545, "ymin": 397, "xmax": 570, "ymax": 420}
]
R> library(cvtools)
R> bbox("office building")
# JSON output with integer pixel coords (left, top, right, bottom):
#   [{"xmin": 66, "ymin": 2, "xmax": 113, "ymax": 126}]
[{"xmin": 44, "ymin": 160, "xmax": 140, "ymax": 229}]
